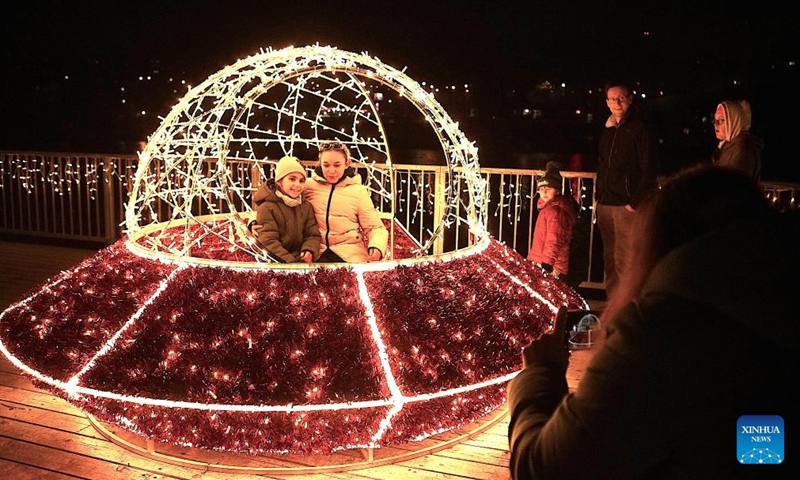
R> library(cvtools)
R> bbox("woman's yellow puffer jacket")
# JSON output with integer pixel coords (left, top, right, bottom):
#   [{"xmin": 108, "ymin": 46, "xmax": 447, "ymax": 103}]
[{"xmin": 304, "ymin": 168, "xmax": 388, "ymax": 262}]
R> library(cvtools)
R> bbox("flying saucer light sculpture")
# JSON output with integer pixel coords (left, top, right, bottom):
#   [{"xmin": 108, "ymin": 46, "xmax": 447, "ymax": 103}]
[{"xmin": 0, "ymin": 45, "xmax": 587, "ymax": 458}]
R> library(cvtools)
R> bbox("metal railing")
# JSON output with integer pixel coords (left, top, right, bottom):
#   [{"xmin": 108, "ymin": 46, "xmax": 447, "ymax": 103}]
[{"xmin": 3, "ymin": 151, "xmax": 798, "ymax": 289}]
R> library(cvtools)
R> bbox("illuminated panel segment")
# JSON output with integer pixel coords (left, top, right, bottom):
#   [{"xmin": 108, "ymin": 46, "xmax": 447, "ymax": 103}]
[
  {"xmin": 79, "ymin": 267, "xmax": 390, "ymax": 408},
  {"xmin": 0, "ymin": 242, "xmax": 178, "ymax": 381},
  {"xmin": 362, "ymin": 242, "xmax": 577, "ymax": 397}
]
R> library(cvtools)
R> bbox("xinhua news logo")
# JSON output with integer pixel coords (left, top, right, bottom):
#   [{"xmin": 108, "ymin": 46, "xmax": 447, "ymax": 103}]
[{"xmin": 737, "ymin": 415, "xmax": 784, "ymax": 465}]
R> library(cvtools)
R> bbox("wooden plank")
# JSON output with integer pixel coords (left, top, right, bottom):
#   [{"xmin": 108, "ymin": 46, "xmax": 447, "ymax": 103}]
[
  {"xmin": 0, "ymin": 391, "xmax": 90, "ymax": 424},
  {"xmin": 0, "ymin": 393, "xmax": 106, "ymax": 443},
  {"xmin": 0, "ymin": 240, "xmax": 97, "ymax": 309},
  {"xmin": 0, "ymin": 419, "xmax": 265, "ymax": 480},
  {"xmin": 437, "ymin": 442, "xmax": 509, "ymax": 467},
  {"xmin": 334, "ymin": 462, "xmax": 485, "ymax": 480},
  {"xmin": 391, "ymin": 451, "xmax": 508, "ymax": 479},
  {"xmin": 0, "ymin": 390, "xmax": 350, "ymax": 478},
  {"xmin": 0, "ymin": 436, "xmax": 188, "ymax": 480},
  {"xmin": 0, "ymin": 458, "xmax": 81, "ymax": 479}
]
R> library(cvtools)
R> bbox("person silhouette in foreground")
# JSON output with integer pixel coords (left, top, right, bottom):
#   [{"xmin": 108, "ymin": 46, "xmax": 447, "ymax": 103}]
[{"xmin": 508, "ymin": 164, "xmax": 799, "ymax": 479}]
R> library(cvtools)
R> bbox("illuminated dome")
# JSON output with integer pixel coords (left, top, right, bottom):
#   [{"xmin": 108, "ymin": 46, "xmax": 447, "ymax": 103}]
[
  {"xmin": 0, "ymin": 45, "xmax": 587, "ymax": 461},
  {"xmin": 125, "ymin": 44, "xmax": 487, "ymax": 263}
]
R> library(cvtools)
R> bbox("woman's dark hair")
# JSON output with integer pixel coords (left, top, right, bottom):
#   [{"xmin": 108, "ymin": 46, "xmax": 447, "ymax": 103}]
[{"xmin": 601, "ymin": 164, "xmax": 772, "ymax": 323}]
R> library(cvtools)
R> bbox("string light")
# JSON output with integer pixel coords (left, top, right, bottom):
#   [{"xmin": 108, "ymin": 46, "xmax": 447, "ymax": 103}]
[
  {"xmin": 0, "ymin": 230, "xmax": 584, "ymax": 454},
  {"xmin": 0, "ymin": 45, "xmax": 585, "ymax": 456},
  {"xmin": 125, "ymin": 45, "xmax": 487, "ymax": 265}
]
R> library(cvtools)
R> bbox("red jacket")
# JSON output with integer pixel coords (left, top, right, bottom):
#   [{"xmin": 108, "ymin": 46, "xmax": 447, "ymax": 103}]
[{"xmin": 527, "ymin": 195, "xmax": 578, "ymax": 274}]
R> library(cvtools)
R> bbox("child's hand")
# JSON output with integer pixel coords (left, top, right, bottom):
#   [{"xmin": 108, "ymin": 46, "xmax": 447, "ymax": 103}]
[
  {"xmin": 300, "ymin": 251, "xmax": 313, "ymax": 264},
  {"xmin": 368, "ymin": 248, "xmax": 382, "ymax": 262}
]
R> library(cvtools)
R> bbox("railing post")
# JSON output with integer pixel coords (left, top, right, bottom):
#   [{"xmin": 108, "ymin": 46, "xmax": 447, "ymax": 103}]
[
  {"xmin": 251, "ymin": 164, "xmax": 264, "ymax": 210},
  {"xmin": 432, "ymin": 166, "xmax": 447, "ymax": 255},
  {"xmin": 102, "ymin": 156, "xmax": 117, "ymax": 243}
]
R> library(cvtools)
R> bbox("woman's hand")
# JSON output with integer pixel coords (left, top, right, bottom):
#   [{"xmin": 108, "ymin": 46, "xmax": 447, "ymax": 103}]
[{"xmin": 368, "ymin": 247, "xmax": 382, "ymax": 262}]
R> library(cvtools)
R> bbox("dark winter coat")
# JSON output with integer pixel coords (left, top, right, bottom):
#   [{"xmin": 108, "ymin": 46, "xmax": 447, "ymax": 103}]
[
  {"xmin": 596, "ymin": 109, "xmax": 659, "ymax": 208},
  {"xmin": 508, "ymin": 209, "xmax": 800, "ymax": 479},
  {"xmin": 527, "ymin": 195, "xmax": 578, "ymax": 274},
  {"xmin": 713, "ymin": 132, "xmax": 764, "ymax": 181},
  {"xmin": 254, "ymin": 180, "xmax": 320, "ymax": 263}
]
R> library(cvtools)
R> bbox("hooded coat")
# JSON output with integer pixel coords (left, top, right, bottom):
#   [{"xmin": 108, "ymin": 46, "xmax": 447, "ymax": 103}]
[
  {"xmin": 304, "ymin": 167, "xmax": 388, "ymax": 263},
  {"xmin": 253, "ymin": 180, "xmax": 320, "ymax": 263},
  {"xmin": 508, "ymin": 209, "xmax": 800, "ymax": 479},
  {"xmin": 527, "ymin": 195, "xmax": 578, "ymax": 274},
  {"xmin": 713, "ymin": 101, "xmax": 764, "ymax": 181}
]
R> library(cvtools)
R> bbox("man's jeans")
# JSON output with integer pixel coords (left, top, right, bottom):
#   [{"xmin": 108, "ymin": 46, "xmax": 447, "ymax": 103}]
[{"xmin": 596, "ymin": 203, "xmax": 637, "ymax": 297}]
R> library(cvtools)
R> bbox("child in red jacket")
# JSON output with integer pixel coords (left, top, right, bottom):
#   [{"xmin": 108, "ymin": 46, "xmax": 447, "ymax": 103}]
[{"xmin": 527, "ymin": 162, "xmax": 578, "ymax": 279}]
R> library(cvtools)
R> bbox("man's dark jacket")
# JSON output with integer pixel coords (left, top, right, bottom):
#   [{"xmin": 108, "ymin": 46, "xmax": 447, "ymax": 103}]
[{"xmin": 596, "ymin": 109, "xmax": 658, "ymax": 208}]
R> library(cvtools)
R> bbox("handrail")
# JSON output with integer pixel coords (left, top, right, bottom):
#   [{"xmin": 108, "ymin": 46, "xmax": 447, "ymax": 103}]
[{"xmin": 2, "ymin": 151, "xmax": 798, "ymax": 290}]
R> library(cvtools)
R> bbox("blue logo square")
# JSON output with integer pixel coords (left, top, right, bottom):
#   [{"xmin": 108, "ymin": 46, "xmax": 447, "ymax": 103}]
[{"xmin": 737, "ymin": 415, "xmax": 784, "ymax": 464}]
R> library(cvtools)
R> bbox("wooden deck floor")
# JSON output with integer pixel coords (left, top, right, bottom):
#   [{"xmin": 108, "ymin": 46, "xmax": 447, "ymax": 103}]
[{"xmin": 0, "ymin": 240, "xmax": 599, "ymax": 479}]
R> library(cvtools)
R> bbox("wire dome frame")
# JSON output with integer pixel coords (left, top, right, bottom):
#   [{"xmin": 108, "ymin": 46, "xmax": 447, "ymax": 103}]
[{"xmin": 125, "ymin": 44, "xmax": 488, "ymax": 266}]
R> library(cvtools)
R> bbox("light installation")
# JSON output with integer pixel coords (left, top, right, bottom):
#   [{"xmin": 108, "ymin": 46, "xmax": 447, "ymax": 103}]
[{"xmin": 0, "ymin": 45, "xmax": 587, "ymax": 462}]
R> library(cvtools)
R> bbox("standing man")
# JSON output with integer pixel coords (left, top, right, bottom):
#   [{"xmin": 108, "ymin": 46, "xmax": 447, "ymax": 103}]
[{"xmin": 596, "ymin": 81, "xmax": 658, "ymax": 297}]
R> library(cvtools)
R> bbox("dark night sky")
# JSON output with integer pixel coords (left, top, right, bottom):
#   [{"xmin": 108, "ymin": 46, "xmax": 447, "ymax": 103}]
[{"xmin": 3, "ymin": 0, "xmax": 799, "ymax": 179}]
